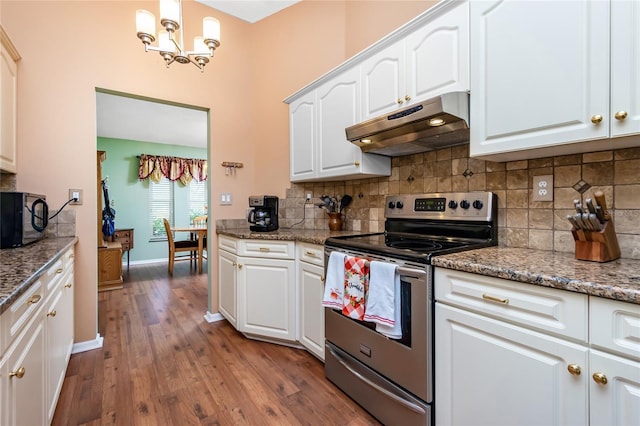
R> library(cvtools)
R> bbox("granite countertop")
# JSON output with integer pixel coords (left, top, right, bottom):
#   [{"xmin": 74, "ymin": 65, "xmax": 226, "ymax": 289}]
[
  {"xmin": 216, "ymin": 225, "xmax": 358, "ymax": 245},
  {"xmin": 0, "ymin": 237, "xmax": 78, "ymax": 315},
  {"xmin": 432, "ymin": 247, "xmax": 640, "ymax": 305}
]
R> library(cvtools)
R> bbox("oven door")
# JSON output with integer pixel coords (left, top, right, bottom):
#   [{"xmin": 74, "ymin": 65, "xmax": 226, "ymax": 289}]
[{"xmin": 324, "ymin": 249, "xmax": 432, "ymax": 403}]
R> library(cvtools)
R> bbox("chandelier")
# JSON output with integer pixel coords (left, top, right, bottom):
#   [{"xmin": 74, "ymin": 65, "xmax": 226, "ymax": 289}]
[{"xmin": 136, "ymin": 0, "xmax": 221, "ymax": 72}]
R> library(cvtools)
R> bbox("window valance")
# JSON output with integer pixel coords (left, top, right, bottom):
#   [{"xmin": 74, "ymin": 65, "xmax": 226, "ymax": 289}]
[{"xmin": 138, "ymin": 154, "xmax": 208, "ymax": 185}]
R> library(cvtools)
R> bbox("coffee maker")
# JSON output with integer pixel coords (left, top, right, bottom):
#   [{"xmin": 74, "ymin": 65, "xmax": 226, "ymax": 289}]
[{"xmin": 247, "ymin": 195, "xmax": 279, "ymax": 232}]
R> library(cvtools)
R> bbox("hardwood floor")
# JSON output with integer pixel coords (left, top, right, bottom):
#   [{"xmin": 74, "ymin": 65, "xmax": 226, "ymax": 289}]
[{"xmin": 52, "ymin": 261, "xmax": 381, "ymax": 425}]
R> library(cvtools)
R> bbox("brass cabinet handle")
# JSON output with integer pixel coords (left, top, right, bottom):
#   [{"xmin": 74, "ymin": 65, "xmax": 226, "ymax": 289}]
[
  {"xmin": 47, "ymin": 310, "xmax": 57, "ymax": 317},
  {"xmin": 593, "ymin": 372, "xmax": 608, "ymax": 385},
  {"xmin": 27, "ymin": 294, "xmax": 42, "ymax": 305},
  {"xmin": 482, "ymin": 293, "xmax": 509, "ymax": 304},
  {"xmin": 259, "ymin": 247, "xmax": 270, "ymax": 252},
  {"xmin": 321, "ymin": 276, "xmax": 326, "ymax": 283},
  {"xmin": 614, "ymin": 111, "xmax": 628, "ymax": 121},
  {"xmin": 354, "ymin": 161, "xmax": 360, "ymax": 167},
  {"xmin": 9, "ymin": 367, "xmax": 25, "ymax": 379},
  {"xmin": 567, "ymin": 364, "xmax": 582, "ymax": 376},
  {"xmin": 591, "ymin": 114, "xmax": 603, "ymax": 124},
  {"xmin": 305, "ymin": 251, "xmax": 317, "ymax": 257},
  {"xmin": 397, "ymin": 98, "xmax": 404, "ymax": 105},
  {"xmin": 237, "ymin": 263, "xmax": 243, "ymax": 269},
  {"xmin": 232, "ymin": 262, "xmax": 237, "ymax": 267},
  {"xmin": 405, "ymin": 95, "xmax": 411, "ymax": 101},
  {"xmin": 56, "ymin": 268, "xmax": 63, "ymax": 274},
  {"xmin": 64, "ymin": 283, "xmax": 72, "ymax": 289}
]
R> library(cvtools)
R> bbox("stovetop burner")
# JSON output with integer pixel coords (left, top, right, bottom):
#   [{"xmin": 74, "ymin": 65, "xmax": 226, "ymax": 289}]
[{"xmin": 325, "ymin": 192, "xmax": 498, "ymax": 264}]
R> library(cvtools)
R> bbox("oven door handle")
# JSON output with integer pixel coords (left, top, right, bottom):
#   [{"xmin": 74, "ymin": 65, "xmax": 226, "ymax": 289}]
[
  {"xmin": 397, "ymin": 266, "xmax": 427, "ymax": 280},
  {"xmin": 327, "ymin": 346, "xmax": 427, "ymax": 415}
]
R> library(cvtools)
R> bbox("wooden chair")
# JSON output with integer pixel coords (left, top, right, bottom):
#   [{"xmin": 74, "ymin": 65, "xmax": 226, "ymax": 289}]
[
  {"xmin": 192, "ymin": 215, "xmax": 208, "ymax": 259},
  {"xmin": 163, "ymin": 218, "xmax": 199, "ymax": 275}
]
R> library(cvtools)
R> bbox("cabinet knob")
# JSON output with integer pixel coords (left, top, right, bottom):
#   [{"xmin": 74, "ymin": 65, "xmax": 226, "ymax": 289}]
[
  {"xmin": 405, "ymin": 95, "xmax": 411, "ymax": 101},
  {"xmin": 56, "ymin": 268, "xmax": 63, "ymax": 274},
  {"xmin": 64, "ymin": 283, "xmax": 72, "ymax": 289},
  {"xmin": 48, "ymin": 310, "xmax": 57, "ymax": 317},
  {"xmin": 397, "ymin": 98, "xmax": 404, "ymax": 105},
  {"xmin": 321, "ymin": 276, "xmax": 326, "ymax": 283},
  {"xmin": 26, "ymin": 294, "xmax": 42, "ymax": 305},
  {"xmin": 567, "ymin": 364, "xmax": 582, "ymax": 376},
  {"xmin": 237, "ymin": 263, "xmax": 243, "ymax": 269},
  {"xmin": 592, "ymin": 372, "xmax": 608, "ymax": 385},
  {"xmin": 354, "ymin": 161, "xmax": 360, "ymax": 167},
  {"xmin": 591, "ymin": 114, "xmax": 603, "ymax": 124},
  {"xmin": 9, "ymin": 367, "xmax": 25, "ymax": 379},
  {"xmin": 614, "ymin": 110, "xmax": 628, "ymax": 121}
]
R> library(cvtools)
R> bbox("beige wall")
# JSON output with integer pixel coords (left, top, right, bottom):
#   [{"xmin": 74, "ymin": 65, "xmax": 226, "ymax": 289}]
[{"xmin": 2, "ymin": 1, "xmax": 432, "ymax": 343}]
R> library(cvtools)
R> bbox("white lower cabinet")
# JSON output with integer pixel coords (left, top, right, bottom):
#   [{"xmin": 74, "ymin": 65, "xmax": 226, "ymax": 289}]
[
  {"xmin": 435, "ymin": 267, "xmax": 640, "ymax": 426},
  {"xmin": 218, "ymin": 236, "xmax": 296, "ymax": 343},
  {"xmin": 296, "ymin": 243, "xmax": 325, "ymax": 360},
  {"xmin": 0, "ymin": 246, "xmax": 75, "ymax": 426},
  {"xmin": 436, "ymin": 303, "xmax": 588, "ymax": 426}
]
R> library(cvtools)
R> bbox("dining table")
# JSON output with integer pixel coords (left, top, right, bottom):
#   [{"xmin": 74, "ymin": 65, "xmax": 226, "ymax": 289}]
[{"xmin": 171, "ymin": 225, "xmax": 208, "ymax": 273}]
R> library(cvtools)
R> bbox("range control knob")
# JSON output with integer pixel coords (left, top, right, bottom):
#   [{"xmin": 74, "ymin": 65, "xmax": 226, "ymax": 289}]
[
  {"xmin": 448, "ymin": 200, "xmax": 458, "ymax": 209},
  {"xmin": 472, "ymin": 200, "xmax": 484, "ymax": 210},
  {"xmin": 460, "ymin": 200, "xmax": 470, "ymax": 210},
  {"xmin": 396, "ymin": 201, "xmax": 404, "ymax": 209},
  {"xmin": 388, "ymin": 201, "xmax": 396, "ymax": 209}
]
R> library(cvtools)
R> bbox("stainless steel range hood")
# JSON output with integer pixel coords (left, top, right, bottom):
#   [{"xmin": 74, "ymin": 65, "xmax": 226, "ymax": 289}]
[{"xmin": 346, "ymin": 92, "xmax": 469, "ymax": 157}]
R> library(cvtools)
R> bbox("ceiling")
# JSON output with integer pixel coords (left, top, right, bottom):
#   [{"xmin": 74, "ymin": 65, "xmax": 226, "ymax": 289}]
[
  {"xmin": 195, "ymin": 0, "xmax": 301, "ymax": 23},
  {"xmin": 97, "ymin": 2, "xmax": 301, "ymax": 147},
  {"xmin": 96, "ymin": 92, "xmax": 208, "ymax": 148}
]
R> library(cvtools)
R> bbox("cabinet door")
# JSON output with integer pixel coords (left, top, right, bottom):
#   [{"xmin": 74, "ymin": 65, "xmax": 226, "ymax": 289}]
[
  {"xmin": 0, "ymin": 39, "xmax": 18, "ymax": 173},
  {"xmin": 298, "ymin": 261, "xmax": 325, "ymax": 360},
  {"xmin": 405, "ymin": 0, "xmax": 469, "ymax": 103},
  {"xmin": 1, "ymin": 315, "xmax": 46, "ymax": 426},
  {"xmin": 289, "ymin": 91, "xmax": 317, "ymax": 182},
  {"xmin": 470, "ymin": 0, "xmax": 610, "ymax": 159},
  {"xmin": 361, "ymin": 40, "xmax": 405, "ymax": 119},
  {"xmin": 589, "ymin": 349, "xmax": 640, "ymax": 426},
  {"xmin": 316, "ymin": 67, "xmax": 363, "ymax": 179},
  {"xmin": 218, "ymin": 249, "xmax": 238, "ymax": 327},
  {"xmin": 611, "ymin": 0, "xmax": 640, "ymax": 137},
  {"xmin": 237, "ymin": 257, "xmax": 296, "ymax": 341},
  {"xmin": 46, "ymin": 269, "xmax": 74, "ymax": 423},
  {"xmin": 436, "ymin": 303, "xmax": 588, "ymax": 426}
]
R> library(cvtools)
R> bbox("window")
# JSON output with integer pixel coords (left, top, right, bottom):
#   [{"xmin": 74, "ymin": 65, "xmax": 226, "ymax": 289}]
[
  {"xmin": 189, "ymin": 180, "xmax": 207, "ymax": 222},
  {"xmin": 150, "ymin": 178, "xmax": 173, "ymax": 238}
]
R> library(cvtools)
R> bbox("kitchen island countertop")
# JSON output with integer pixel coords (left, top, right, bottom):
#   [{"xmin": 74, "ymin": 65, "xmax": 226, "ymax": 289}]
[
  {"xmin": 432, "ymin": 246, "xmax": 640, "ymax": 305},
  {"xmin": 0, "ymin": 237, "xmax": 78, "ymax": 315}
]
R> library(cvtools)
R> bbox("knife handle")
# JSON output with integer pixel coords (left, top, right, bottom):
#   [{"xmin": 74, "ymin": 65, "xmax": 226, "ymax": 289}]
[{"xmin": 593, "ymin": 191, "xmax": 611, "ymax": 221}]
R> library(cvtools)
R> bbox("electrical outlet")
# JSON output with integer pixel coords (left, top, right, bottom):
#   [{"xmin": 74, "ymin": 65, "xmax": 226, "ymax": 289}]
[
  {"xmin": 532, "ymin": 175, "xmax": 553, "ymax": 202},
  {"xmin": 69, "ymin": 189, "xmax": 83, "ymax": 205},
  {"xmin": 306, "ymin": 193, "xmax": 312, "ymax": 204},
  {"xmin": 220, "ymin": 192, "xmax": 232, "ymax": 205}
]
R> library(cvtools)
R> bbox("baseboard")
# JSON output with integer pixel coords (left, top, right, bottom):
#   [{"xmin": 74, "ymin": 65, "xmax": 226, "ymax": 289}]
[
  {"xmin": 72, "ymin": 333, "xmax": 104, "ymax": 354},
  {"xmin": 204, "ymin": 311, "xmax": 225, "ymax": 323},
  {"xmin": 123, "ymin": 258, "xmax": 167, "ymax": 266}
]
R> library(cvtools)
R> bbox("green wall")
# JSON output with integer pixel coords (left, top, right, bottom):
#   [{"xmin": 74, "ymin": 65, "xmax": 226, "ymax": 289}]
[{"xmin": 97, "ymin": 137, "xmax": 208, "ymax": 262}]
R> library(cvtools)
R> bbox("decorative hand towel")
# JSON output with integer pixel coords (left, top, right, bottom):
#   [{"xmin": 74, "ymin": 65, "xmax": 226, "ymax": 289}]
[
  {"xmin": 364, "ymin": 261, "xmax": 398, "ymax": 327},
  {"xmin": 342, "ymin": 256, "xmax": 369, "ymax": 320},
  {"xmin": 367, "ymin": 261, "xmax": 402, "ymax": 339},
  {"xmin": 322, "ymin": 251, "xmax": 347, "ymax": 310}
]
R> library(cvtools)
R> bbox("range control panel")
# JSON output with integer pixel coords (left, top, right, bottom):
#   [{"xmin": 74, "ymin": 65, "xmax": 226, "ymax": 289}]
[{"xmin": 385, "ymin": 192, "xmax": 495, "ymax": 221}]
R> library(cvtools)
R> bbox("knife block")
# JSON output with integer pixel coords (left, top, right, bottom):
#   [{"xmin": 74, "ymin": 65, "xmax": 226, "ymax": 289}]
[{"xmin": 572, "ymin": 220, "xmax": 621, "ymax": 262}]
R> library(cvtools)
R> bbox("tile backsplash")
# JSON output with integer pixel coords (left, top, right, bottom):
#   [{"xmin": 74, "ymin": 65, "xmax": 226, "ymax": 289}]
[{"xmin": 280, "ymin": 144, "xmax": 640, "ymax": 260}]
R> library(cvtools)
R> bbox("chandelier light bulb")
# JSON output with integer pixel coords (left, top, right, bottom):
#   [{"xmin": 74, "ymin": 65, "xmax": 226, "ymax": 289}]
[
  {"xmin": 158, "ymin": 30, "xmax": 176, "ymax": 53},
  {"xmin": 160, "ymin": 0, "xmax": 180, "ymax": 26},
  {"xmin": 203, "ymin": 17, "xmax": 221, "ymax": 43},
  {"xmin": 136, "ymin": 10, "xmax": 156, "ymax": 41},
  {"xmin": 193, "ymin": 36, "xmax": 208, "ymax": 54}
]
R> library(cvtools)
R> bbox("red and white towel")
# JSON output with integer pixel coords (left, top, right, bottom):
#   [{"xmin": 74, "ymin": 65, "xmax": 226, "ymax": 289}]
[{"xmin": 342, "ymin": 255, "xmax": 369, "ymax": 320}]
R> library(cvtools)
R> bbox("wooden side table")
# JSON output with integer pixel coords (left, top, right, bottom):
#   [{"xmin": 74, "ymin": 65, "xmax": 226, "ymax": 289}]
[
  {"xmin": 110, "ymin": 228, "xmax": 134, "ymax": 268},
  {"xmin": 98, "ymin": 242, "xmax": 123, "ymax": 292}
]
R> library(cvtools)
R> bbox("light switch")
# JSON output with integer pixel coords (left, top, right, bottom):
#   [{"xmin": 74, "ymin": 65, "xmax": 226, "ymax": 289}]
[{"xmin": 220, "ymin": 192, "xmax": 232, "ymax": 205}]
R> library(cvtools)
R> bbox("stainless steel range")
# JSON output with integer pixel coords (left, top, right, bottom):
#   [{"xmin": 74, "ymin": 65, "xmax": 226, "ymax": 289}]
[{"xmin": 323, "ymin": 191, "xmax": 498, "ymax": 425}]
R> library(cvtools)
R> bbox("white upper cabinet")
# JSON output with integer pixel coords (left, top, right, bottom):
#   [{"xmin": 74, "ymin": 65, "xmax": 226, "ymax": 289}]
[
  {"xmin": 362, "ymin": 0, "xmax": 469, "ymax": 120},
  {"xmin": 0, "ymin": 26, "xmax": 20, "ymax": 174},
  {"xmin": 470, "ymin": 0, "xmax": 640, "ymax": 161},
  {"xmin": 289, "ymin": 91, "xmax": 317, "ymax": 182}
]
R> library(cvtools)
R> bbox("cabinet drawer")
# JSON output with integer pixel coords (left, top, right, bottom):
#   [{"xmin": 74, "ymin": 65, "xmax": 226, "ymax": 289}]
[
  {"xmin": 238, "ymin": 240, "xmax": 295, "ymax": 259},
  {"xmin": 218, "ymin": 235, "xmax": 238, "ymax": 254},
  {"xmin": 435, "ymin": 268, "xmax": 588, "ymax": 341},
  {"xmin": 112, "ymin": 230, "xmax": 130, "ymax": 240},
  {"xmin": 297, "ymin": 242, "xmax": 324, "ymax": 266},
  {"xmin": 2, "ymin": 279, "xmax": 45, "ymax": 348},
  {"xmin": 590, "ymin": 297, "xmax": 640, "ymax": 361}
]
